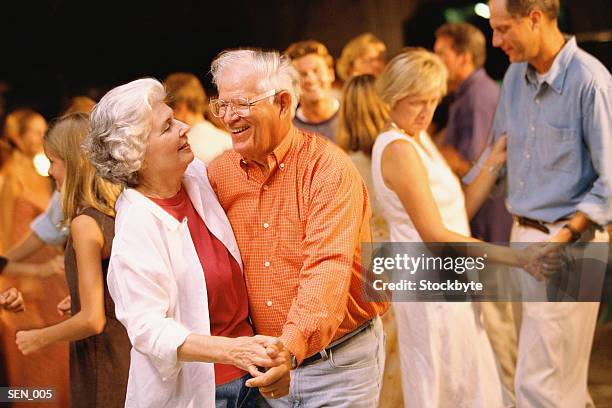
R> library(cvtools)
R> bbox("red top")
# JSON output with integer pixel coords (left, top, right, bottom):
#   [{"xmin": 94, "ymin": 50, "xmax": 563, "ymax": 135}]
[{"xmin": 150, "ymin": 186, "xmax": 253, "ymax": 385}]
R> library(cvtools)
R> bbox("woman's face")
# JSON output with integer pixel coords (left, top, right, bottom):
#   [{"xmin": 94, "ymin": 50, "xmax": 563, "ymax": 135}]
[
  {"xmin": 390, "ymin": 90, "xmax": 442, "ymax": 136},
  {"xmin": 352, "ymin": 44, "xmax": 386, "ymax": 77},
  {"xmin": 45, "ymin": 147, "xmax": 65, "ymax": 191},
  {"xmin": 139, "ymin": 101, "xmax": 193, "ymax": 184},
  {"xmin": 20, "ymin": 115, "xmax": 47, "ymax": 156}
]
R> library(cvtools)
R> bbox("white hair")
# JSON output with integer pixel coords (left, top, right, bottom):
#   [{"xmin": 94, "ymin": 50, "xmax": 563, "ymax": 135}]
[
  {"xmin": 210, "ymin": 49, "xmax": 301, "ymax": 116},
  {"xmin": 85, "ymin": 78, "xmax": 165, "ymax": 187}
]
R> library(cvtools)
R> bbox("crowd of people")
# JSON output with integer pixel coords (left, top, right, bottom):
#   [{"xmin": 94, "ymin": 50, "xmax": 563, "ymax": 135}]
[{"xmin": 0, "ymin": 0, "xmax": 611, "ymax": 407}]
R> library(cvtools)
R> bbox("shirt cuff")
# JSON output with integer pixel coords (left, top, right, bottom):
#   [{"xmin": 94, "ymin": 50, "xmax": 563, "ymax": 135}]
[
  {"xmin": 577, "ymin": 199, "xmax": 612, "ymax": 227},
  {"xmin": 279, "ymin": 325, "xmax": 308, "ymax": 366},
  {"xmin": 142, "ymin": 320, "xmax": 192, "ymax": 382}
]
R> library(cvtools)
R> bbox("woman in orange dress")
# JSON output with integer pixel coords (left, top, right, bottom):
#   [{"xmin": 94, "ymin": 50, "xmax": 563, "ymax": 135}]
[{"xmin": 0, "ymin": 109, "xmax": 69, "ymax": 407}]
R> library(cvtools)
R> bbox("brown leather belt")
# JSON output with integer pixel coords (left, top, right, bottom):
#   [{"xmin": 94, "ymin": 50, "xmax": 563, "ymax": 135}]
[
  {"xmin": 300, "ymin": 320, "xmax": 372, "ymax": 367},
  {"xmin": 514, "ymin": 216, "xmax": 569, "ymax": 234}
]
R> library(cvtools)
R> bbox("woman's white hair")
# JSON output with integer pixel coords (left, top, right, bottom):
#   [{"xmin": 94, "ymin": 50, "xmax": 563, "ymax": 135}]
[
  {"xmin": 376, "ymin": 48, "xmax": 448, "ymax": 109},
  {"xmin": 210, "ymin": 49, "xmax": 301, "ymax": 116},
  {"xmin": 85, "ymin": 78, "xmax": 165, "ymax": 187}
]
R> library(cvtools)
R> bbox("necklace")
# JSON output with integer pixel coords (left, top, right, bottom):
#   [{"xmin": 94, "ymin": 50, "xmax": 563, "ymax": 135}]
[{"xmin": 388, "ymin": 121, "xmax": 414, "ymax": 137}]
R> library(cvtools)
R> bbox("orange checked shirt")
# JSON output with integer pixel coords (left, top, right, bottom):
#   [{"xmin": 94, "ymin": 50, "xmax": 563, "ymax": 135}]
[{"xmin": 208, "ymin": 128, "xmax": 389, "ymax": 364}]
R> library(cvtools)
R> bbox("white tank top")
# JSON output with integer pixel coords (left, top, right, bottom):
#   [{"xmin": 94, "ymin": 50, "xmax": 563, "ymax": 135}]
[{"xmin": 371, "ymin": 129, "xmax": 470, "ymax": 242}]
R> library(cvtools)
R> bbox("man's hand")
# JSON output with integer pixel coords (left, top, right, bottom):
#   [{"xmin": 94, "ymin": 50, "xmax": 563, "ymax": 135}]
[
  {"xmin": 245, "ymin": 348, "xmax": 291, "ymax": 399},
  {"xmin": 518, "ymin": 242, "xmax": 557, "ymax": 281},
  {"xmin": 0, "ymin": 288, "xmax": 25, "ymax": 313}
]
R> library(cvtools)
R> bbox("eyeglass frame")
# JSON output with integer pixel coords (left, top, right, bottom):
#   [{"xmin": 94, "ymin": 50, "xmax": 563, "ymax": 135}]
[{"xmin": 209, "ymin": 89, "xmax": 281, "ymax": 118}]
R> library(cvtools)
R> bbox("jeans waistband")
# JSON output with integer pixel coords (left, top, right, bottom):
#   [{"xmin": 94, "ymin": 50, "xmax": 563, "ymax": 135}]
[{"xmin": 300, "ymin": 319, "xmax": 373, "ymax": 367}]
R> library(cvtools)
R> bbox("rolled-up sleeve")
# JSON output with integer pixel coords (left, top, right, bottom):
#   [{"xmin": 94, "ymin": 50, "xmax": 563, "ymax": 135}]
[
  {"xmin": 279, "ymin": 164, "xmax": 368, "ymax": 363},
  {"xmin": 108, "ymin": 230, "xmax": 191, "ymax": 381},
  {"xmin": 576, "ymin": 82, "xmax": 612, "ymax": 225},
  {"xmin": 30, "ymin": 191, "xmax": 68, "ymax": 246}
]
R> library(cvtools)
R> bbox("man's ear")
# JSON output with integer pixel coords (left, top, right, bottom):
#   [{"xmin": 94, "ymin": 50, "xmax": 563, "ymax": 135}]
[
  {"xmin": 278, "ymin": 91, "xmax": 293, "ymax": 117},
  {"xmin": 529, "ymin": 8, "xmax": 543, "ymax": 30},
  {"xmin": 459, "ymin": 51, "xmax": 473, "ymax": 68}
]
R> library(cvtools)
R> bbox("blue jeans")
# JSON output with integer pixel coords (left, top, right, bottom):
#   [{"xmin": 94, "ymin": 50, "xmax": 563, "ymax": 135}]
[
  {"xmin": 264, "ymin": 317, "xmax": 385, "ymax": 408},
  {"xmin": 216, "ymin": 374, "xmax": 259, "ymax": 408}
]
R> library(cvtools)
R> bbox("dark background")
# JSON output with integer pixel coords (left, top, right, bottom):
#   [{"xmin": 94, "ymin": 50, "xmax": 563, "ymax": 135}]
[{"xmin": 0, "ymin": 0, "xmax": 609, "ymax": 120}]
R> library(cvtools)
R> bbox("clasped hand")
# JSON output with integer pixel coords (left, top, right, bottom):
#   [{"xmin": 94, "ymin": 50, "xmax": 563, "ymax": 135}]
[{"xmin": 229, "ymin": 336, "xmax": 291, "ymax": 399}]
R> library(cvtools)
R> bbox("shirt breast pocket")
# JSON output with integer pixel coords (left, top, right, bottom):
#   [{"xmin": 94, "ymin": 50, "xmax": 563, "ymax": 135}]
[{"xmin": 535, "ymin": 123, "xmax": 578, "ymax": 173}]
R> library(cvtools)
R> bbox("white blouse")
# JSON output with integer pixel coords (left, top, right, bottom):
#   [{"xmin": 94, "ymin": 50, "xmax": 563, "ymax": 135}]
[{"xmin": 108, "ymin": 159, "xmax": 242, "ymax": 408}]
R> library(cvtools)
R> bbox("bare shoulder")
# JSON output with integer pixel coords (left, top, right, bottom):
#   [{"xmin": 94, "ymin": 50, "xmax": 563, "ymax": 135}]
[{"xmin": 70, "ymin": 214, "xmax": 104, "ymax": 247}]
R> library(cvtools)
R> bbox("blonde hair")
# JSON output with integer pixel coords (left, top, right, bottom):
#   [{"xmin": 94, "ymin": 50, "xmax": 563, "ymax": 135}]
[
  {"xmin": 63, "ymin": 96, "xmax": 97, "ymax": 115},
  {"xmin": 376, "ymin": 48, "xmax": 447, "ymax": 109},
  {"xmin": 337, "ymin": 33, "xmax": 386, "ymax": 81},
  {"xmin": 336, "ymin": 75, "xmax": 389, "ymax": 155},
  {"xmin": 164, "ymin": 72, "xmax": 207, "ymax": 115},
  {"xmin": 44, "ymin": 112, "xmax": 121, "ymax": 225},
  {"xmin": 2, "ymin": 108, "xmax": 44, "ymax": 150}
]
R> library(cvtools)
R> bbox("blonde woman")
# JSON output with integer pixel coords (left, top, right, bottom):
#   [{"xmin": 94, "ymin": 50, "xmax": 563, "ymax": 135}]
[
  {"xmin": 336, "ymin": 74, "xmax": 389, "ymax": 241},
  {"xmin": 337, "ymin": 33, "xmax": 387, "ymax": 82},
  {"xmin": 15, "ymin": 113, "xmax": 131, "ymax": 408},
  {"xmin": 371, "ymin": 49, "xmax": 524, "ymax": 407},
  {"xmin": 0, "ymin": 109, "xmax": 52, "ymax": 252}
]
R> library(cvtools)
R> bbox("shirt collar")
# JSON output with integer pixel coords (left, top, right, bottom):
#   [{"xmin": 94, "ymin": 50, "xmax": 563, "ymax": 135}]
[
  {"xmin": 525, "ymin": 35, "xmax": 577, "ymax": 94},
  {"xmin": 238, "ymin": 127, "xmax": 296, "ymax": 173}
]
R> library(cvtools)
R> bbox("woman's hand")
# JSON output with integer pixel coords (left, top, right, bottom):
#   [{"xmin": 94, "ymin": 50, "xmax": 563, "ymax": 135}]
[
  {"xmin": 484, "ymin": 134, "xmax": 507, "ymax": 171},
  {"xmin": 517, "ymin": 242, "xmax": 563, "ymax": 281},
  {"xmin": 226, "ymin": 335, "xmax": 287, "ymax": 374},
  {"xmin": 56, "ymin": 296, "xmax": 71, "ymax": 317},
  {"xmin": 16, "ymin": 329, "xmax": 47, "ymax": 355},
  {"xmin": 0, "ymin": 288, "xmax": 25, "ymax": 312}
]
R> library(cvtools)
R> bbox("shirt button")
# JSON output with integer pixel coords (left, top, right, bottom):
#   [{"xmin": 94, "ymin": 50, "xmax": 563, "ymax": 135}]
[
  {"xmin": 263, "ymin": 222, "xmax": 270, "ymax": 229},
  {"xmin": 264, "ymin": 261, "xmax": 270, "ymax": 267},
  {"xmin": 262, "ymin": 184, "xmax": 269, "ymax": 190},
  {"xmin": 530, "ymin": 125, "xmax": 535, "ymax": 131},
  {"xmin": 525, "ymin": 153, "xmax": 531, "ymax": 159},
  {"xmin": 266, "ymin": 300, "xmax": 273, "ymax": 307},
  {"xmin": 535, "ymin": 99, "xmax": 540, "ymax": 104},
  {"xmin": 279, "ymin": 163, "xmax": 285, "ymax": 169}
]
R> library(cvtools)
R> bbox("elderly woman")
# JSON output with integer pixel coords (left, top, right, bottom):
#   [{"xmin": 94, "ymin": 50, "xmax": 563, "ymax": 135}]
[
  {"xmin": 86, "ymin": 78, "xmax": 286, "ymax": 408},
  {"xmin": 370, "ymin": 49, "xmax": 523, "ymax": 407}
]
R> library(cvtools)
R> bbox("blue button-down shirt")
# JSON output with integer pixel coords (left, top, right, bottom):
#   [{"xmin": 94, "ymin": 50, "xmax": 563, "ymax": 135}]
[{"xmin": 469, "ymin": 37, "xmax": 612, "ymax": 225}]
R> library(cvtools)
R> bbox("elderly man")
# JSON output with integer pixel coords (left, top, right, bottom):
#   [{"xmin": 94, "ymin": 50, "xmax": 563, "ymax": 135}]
[
  {"xmin": 207, "ymin": 49, "xmax": 388, "ymax": 407},
  {"xmin": 483, "ymin": 0, "xmax": 612, "ymax": 406},
  {"xmin": 284, "ymin": 40, "xmax": 340, "ymax": 142}
]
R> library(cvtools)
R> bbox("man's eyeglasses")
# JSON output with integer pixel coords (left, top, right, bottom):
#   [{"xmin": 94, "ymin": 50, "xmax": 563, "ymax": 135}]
[{"xmin": 209, "ymin": 89, "xmax": 281, "ymax": 118}]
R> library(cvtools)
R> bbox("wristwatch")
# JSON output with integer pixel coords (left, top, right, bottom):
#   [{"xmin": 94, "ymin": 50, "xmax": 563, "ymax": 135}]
[{"xmin": 562, "ymin": 224, "xmax": 581, "ymax": 243}]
